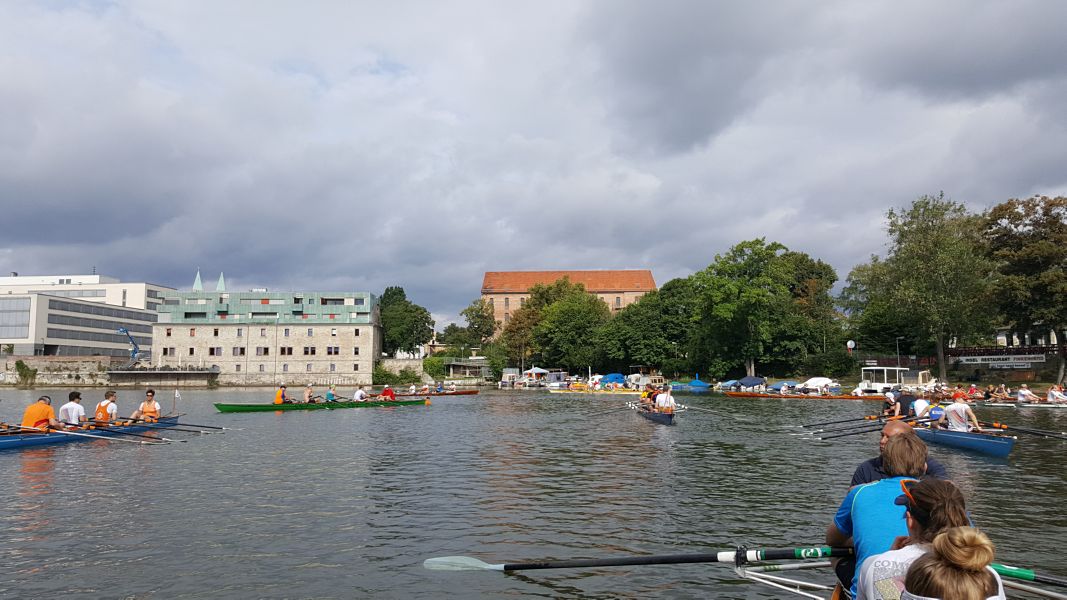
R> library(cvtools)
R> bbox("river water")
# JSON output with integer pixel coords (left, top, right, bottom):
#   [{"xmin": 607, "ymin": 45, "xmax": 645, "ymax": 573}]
[{"xmin": 1, "ymin": 388, "xmax": 1064, "ymax": 599}]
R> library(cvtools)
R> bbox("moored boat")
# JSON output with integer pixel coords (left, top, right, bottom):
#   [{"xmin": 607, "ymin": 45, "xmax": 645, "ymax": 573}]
[
  {"xmin": 0, "ymin": 416, "xmax": 180, "ymax": 451},
  {"xmin": 912, "ymin": 426, "xmax": 1016, "ymax": 458},
  {"xmin": 214, "ymin": 399, "xmax": 430, "ymax": 413},
  {"xmin": 548, "ymin": 388, "xmax": 641, "ymax": 395}
]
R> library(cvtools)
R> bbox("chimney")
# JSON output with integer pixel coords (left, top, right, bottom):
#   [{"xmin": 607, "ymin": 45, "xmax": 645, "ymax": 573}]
[{"xmin": 9, "ymin": 272, "xmax": 17, "ymax": 277}]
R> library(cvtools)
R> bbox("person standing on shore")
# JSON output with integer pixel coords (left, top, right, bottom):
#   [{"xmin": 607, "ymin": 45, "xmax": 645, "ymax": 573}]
[{"xmin": 58, "ymin": 391, "xmax": 87, "ymax": 426}]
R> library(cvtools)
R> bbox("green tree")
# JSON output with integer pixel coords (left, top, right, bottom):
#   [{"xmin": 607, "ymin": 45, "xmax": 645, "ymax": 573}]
[
  {"xmin": 986, "ymin": 196, "xmax": 1067, "ymax": 383},
  {"xmin": 596, "ymin": 277, "xmax": 699, "ymax": 375},
  {"xmin": 460, "ymin": 298, "xmax": 497, "ymax": 345},
  {"xmin": 437, "ymin": 323, "xmax": 472, "ymax": 347},
  {"xmin": 690, "ymin": 239, "xmax": 796, "ymax": 378},
  {"xmin": 498, "ymin": 278, "xmax": 589, "ymax": 367},
  {"xmin": 843, "ymin": 194, "xmax": 996, "ymax": 381},
  {"xmin": 379, "ymin": 286, "xmax": 434, "ymax": 355},
  {"xmin": 534, "ymin": 290, "xmax": 611, "ymax": 371}
]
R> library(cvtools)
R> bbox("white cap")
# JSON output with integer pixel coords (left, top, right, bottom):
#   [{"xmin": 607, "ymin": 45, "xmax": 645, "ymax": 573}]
[
  {"xmin": 384, "ymin": 384, "xmax": 390, "ymax": 388},
  {"xmin": 885, "ymin": 391, "xmax": 894, "ymax": 399}
]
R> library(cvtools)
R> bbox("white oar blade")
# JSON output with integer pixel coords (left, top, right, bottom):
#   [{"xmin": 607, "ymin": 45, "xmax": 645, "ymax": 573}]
[{"xmin": 423, "ymin": 556, "xmax": 504, "ymax": 571}]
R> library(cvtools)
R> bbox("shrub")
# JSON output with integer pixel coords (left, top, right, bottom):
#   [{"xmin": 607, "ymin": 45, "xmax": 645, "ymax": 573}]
[{"xmin": 14, "ymin": 360, "xmax": 38, "ymax": 387}]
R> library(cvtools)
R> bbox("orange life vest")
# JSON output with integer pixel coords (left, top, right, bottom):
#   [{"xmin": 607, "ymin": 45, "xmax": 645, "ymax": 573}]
[
  {"xmin": 95, "ymin": 400, "xmax": 114, "ymax": 423},
  {"xmin": 140, "ymin": 401, "xmax": 160, "ymax": 422},
  {"xmin": 274, "ymin": 389, "xmax": 285, "ymax": 404}
]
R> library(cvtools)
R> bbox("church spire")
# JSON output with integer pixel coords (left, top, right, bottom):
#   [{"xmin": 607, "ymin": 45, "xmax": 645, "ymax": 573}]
[
  {"xmin": 192, "ymin": 269, "xmax": 203, "ymax": 291},
  {"xmin": 216, "ymin": 272, "xmax": 226, "ymax": 292}
]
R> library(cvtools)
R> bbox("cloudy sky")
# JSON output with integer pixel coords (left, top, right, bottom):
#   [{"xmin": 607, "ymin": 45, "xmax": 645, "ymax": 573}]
[{"xmin": 2, "ymin": 1, "xmax": 1066, "ymax": 326}]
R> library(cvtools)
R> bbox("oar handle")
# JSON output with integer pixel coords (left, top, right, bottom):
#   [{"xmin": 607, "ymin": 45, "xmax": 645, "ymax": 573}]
[
  {"xmin": 500, "ymin": 547, "xmax": 852, "ymax": 571},
  {"xmin": 993, "ymin": 563, "xmax": 1067, "ymax": 588}
]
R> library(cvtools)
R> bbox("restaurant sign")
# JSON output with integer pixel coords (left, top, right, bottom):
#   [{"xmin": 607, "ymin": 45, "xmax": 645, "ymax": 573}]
[{"xmin": 958, "ymin": 354, "xmax": 1045, "ymax": 365}]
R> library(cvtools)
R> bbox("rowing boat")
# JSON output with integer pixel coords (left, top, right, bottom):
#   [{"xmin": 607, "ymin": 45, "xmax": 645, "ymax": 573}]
[
  {"xmin": 723, "ymin": 391, "xmax": 873, "ymax": 401},
  {"xmin": 0, "ymin": 417, "xmax": 179, "ymax": 451},
  {"xmin": 912, "ymin": 426, "xmax": 1017, "ymax": 458},
  {"xmin": 213, "ymin": 399, "xmax": 430, "ymax": 413},
  {"xmin": 394, "ymin": 390, "xmax": 478, "ymax": 397},
  {"xmin": 976, "ymin": 402, "xmax": 1067, "ymax": 409},
  {"xmin": 627, "ymin": 401, "xmax": 674, "ymax": 425}
]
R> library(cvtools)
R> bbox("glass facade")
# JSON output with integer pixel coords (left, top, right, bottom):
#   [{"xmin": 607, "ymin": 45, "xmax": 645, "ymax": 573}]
[
  {"xmin": 48, "ymin": 298, "xmax": 156, "ymax": 322},
  {"xmin": 0, "ymin": 297, "xmax": 31, "ymax": 338}
]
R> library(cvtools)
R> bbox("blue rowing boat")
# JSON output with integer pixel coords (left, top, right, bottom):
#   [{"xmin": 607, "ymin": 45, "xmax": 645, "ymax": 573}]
[
  {"xmin": 627, "ymin": 402, "xmax": 674, "ymax": 425},
  {"xmin": 913, "ymin": 426, "xmax": 1016, "ymax": 458},
  {"xmin": 0, "ymin": 417, "xmax": 179, "ymax": 451}
]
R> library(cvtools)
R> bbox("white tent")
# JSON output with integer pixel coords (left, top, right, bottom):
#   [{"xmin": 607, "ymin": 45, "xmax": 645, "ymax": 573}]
[
  {"xmin": 800, "ymin": 377, "xmax": 836, "ymax": 388},
  {"xmin": 524, "ymin": 367, "xmax": 549, "ymax": 375}
]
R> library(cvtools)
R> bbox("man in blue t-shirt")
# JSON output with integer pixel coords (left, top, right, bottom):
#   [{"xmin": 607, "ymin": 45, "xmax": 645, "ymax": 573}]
[
  {"xmin": 828, "ymin": 431, "xmax": 928, "ymax": 598},
  {"xmin": 850, "ymin": 419, "xmax": 947, "ymax": 486}
]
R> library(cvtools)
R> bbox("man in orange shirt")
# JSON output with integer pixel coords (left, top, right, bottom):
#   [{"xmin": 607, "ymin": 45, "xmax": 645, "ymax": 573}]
[{"xmin": 21, "ymin": 395, "xmax": 61, "ymax": 430}]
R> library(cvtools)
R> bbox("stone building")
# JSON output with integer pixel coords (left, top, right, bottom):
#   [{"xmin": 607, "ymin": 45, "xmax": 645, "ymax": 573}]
[
  {"xmin": 480, "ymin": 270, "xmax": 657, "ymax": 327},
  {"xmin": 153, "ymin": 276, "xmax": 381, "ymax": 386}
]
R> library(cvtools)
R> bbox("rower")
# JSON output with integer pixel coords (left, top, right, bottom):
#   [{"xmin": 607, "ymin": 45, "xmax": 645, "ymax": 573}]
[
  {"xmin": 939, "ymin": 394, "xmax": 981, "ymax": 432},
  {"xmin": 916, "ymin": 393, "xmax": 946, "ymax": 427},
  {"xmin": 304, "ymin": 384, "xmax": 315, "ymax": 403},
  {"xmin": 408, "ymin": 383, "xmax": 417, "ymax": 394},
  {"xmin": 851, "ymin": 420, "xmax": 948, "ymax": 487},
  {"xmin": 95, "ymin": 391, "xmax": 120, "ymax": 424},
  {"xmin": 130, "ymin": 389, "xmax": 161, "ymax": 422},
  {"xmin": 21, "ymin": 395, "xmax": 61, "ymax": 430},
  {"xmin": 881, "ymin": 391, "xmax": 903, "ymax": 417},
  {"xmin": 325, "ymin": 385, "xmax": 338, "ymax": 402},
  {"xmin": 447, "ymin": 382, "xmax": 457, "ymax": 392},
  {"xmin": 58, "ymin": 391, "xmax": 87, "ymax": 427},
  {"xmin": 353, "ymin": 385, "xmax": 368, "ymax": 402},
  {"xmin": 420, "ymin": 382, "xmax": 431, "ymax": 394},
  {"xmin": 435, "ymin": 381, "xmax": 444, "ymax": 393},
  {"xmin": 380, "ymin": 384, "xmax": 396, "ymax": 401},
  {"xmin": 655, "ymin": 386, "xmax": 675, "ymax": 413},
  {"xmin": 1017, "ymin": 384, "xmax": 1042, "ymax": 404},
  {"xmin": 907, "ymin": 389, "xmax": 929, "ymax": 419},
  {"xmin": 274, "ymin": 384, "xmax": 289, "ymax": 405}
]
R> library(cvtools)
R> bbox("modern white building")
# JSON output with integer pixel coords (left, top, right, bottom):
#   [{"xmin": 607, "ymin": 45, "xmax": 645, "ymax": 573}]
[
  {"xmin": 0, "ymin": 293, "xmax": 156, "ymax": 358},
  {"xmin": 0, "ymin": 273, "xmax": 173, "ymax": 312}
]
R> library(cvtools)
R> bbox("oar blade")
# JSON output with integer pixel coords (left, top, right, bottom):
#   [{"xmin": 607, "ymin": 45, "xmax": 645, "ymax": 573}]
[{"xmin": 423, "ymin": 556, "xmax": 504, "ymax": 571}]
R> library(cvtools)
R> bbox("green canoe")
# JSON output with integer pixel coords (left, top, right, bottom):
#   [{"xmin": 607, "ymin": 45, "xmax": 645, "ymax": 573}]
[{"xmin": 214, "ymin": 399, "xmax": 430, "ymax": 413}]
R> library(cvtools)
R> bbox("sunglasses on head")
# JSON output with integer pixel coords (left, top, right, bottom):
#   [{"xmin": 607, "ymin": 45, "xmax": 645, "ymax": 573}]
[{"xmin": 900, "ymin": 479, "xmax": 930, "ymax": 521}]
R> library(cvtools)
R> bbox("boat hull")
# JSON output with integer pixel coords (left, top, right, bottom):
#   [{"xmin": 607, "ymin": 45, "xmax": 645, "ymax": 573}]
[
  {"xmin": 627, "ymin": 402, "xmax": 674, "ymax": 425},
  {"xmin": 394, "ymin": 390, "xmax": 478, "ymax": 397},
  {"xmin": 548, "ymin": 389, "xmax": 641, "ymax": 395},
  {"xmin": 0, "ymin": 417, "xmax": 180, "ymax": 451},
  {"xmin": 913, "ymin": 427, "xmax": 1016, "ymax": 458},
  {"xmin": 213, "ymin": 399, "xmax": 430, "ymax": 413}
]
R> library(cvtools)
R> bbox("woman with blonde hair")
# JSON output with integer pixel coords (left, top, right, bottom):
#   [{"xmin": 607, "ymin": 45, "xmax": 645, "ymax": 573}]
[{"xmin": 901, "ymin": 526, "xmax": 1005, "ymax": 600}]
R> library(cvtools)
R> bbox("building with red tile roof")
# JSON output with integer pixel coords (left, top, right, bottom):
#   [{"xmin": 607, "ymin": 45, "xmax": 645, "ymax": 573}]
[{"xmin": 481, "ymin": 270, "xmax": 656, "ymax": 329}]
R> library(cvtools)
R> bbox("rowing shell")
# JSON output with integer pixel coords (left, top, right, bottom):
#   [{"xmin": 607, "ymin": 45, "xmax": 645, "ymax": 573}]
[
  {"xmin": 214, "ymin": 399, "xmax": 430, "ymax": 413},
  {"xmin": 0, "ymin": 417, "xmax": 180, "ymax": 451},
  {"xmin": 394, "ymin": 390, "xmax": 478, "ymax": 397},
  {"xmin": 627, "ymin": 401, "xmax": 674, "ymax": 425},
  {"xmin": 913, "ymin": 426, "xmax": 1017, "ymax": 458}
]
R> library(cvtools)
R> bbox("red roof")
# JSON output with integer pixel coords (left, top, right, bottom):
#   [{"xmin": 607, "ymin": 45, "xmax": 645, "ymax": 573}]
[{"xmin": 481, "ymin": 270, "xmax": 656, "ymax": 294}]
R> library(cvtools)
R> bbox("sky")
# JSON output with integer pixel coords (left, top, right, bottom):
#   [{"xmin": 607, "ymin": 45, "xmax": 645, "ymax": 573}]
[{"xmin": 2, "ymin": 1, "xmax": 1066, "ymax": 327}]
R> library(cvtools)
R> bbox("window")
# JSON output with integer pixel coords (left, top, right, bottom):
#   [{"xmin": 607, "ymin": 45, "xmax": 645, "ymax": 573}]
[
  {"xmin": 280, "ymin": 347, "xmax": 293, "ymax": 356},
  {"xmin": 214, "ymin": 328, "xmax": 220, "ymax": 337},
  {"xmin": 307, "ymin": 328, "xmax": 313, "ymax": 336},
  {"xmin": 256, "ymin": 347, "xmax": 270, "ymax": 356},
  {"xmin": 209, "ymin": 347, "xmax": 222, "ymax": 356},
  {"xmin": 233, "ymin": 347, "xmax": 246, "ymax": 356},
  {"xmin": 354, "ymin": 298, "xmax": 365, "ymax": 306},
  {"xmin": 260, "ymin": 328, "xmax": 267, "ymax": 337},
  {"xmin": 306, "ymin": 363, "xmax": 312, "ymax": 372},
  {"xmin": 188, "ymin": 347, "xmax": 195, "ymax": 356},
  {"xmin": 283, "ymin": 364, "xmax": 288, "ymax": 372},
  {"xmin": 353, "ymin": 347, "xmax": 360, "ymax": 356},
  {"xmin": 284, "ymin": 328, "xmax": 290, "ymax": 337},
  {"xmin": 520, "ymin": 297, "xmax": 526, "ymax": 307},
  {"xmin": 258, "ymin": 364, "xmax": 265, "ymax": 372},
  {"xmin": 236, "ymin": 364, "xmax": 241, "ymax": 372},
  {"xmin": 329, "ymin": 363, "xmax": 336, "ymax": 372},
  {"xmin": 353, "ymin": 363, "xmax": 359, "ymax": 371},
  {"xmin": 303, "ymin": 347, "xmax": 316, "ymax": 355},
  {"xmin": 504, "ymin": 297, "xmax": 510, "ymax": 309},
  {"xmin": 237, "ymin": 328, "xmax": 243, "ymax": 337},
  {"xmin": 162, "ymin": 347, "xmax": 170, "ymax": 356},
  {"xmin": 504, "ymin": 313, "xmax": 510, "ymax": 323},
  {"xmin": 331, "ymin": 328, "xmax": 337, "ymax": 336},
  {"xmin": 166, "ymin": 328, "xmax": 172, "ymax": 337},
  {"xmin": 190, "ymin": 328, "xmax": 196, "ymax": 337},
  {"xmin": 615, "ymin": 296, "xmax": 622, "ymax": 308},
  {"xmin": 327, "ymin": 346, "xmax": 339, "ymax": 356},
  {"xmin": 354, "ymin": 328, "xmax": 360, "ymax": 336},
  {"xmin": 169, "ymin": 347, "xmax": 175, "ymax": 356}
]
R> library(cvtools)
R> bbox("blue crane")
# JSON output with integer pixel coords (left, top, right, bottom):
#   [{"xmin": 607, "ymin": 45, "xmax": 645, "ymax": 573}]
[{"xmin": 117, "ymin": 327, "xmax": 146, "ymax": 368}]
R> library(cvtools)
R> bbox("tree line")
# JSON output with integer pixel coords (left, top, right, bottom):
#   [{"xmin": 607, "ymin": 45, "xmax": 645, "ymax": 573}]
[{"xmin": 384, "ymin": 194, "xmax": 1067, "ymax": 383}]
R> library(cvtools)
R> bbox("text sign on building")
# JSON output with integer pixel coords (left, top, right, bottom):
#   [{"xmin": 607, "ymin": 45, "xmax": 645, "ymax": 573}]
[
  {"xmin": 957, "ymin": 354, "xmax": 1045, "ymax": 365},
  {"xmin": 989, "ymin": 363, "xmax": 1031, "ymax": 370}
]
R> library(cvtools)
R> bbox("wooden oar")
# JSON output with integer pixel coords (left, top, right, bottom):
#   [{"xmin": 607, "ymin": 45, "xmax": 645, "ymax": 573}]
[
  {"xmin": 993, "ymin": 563, "xmax": 1067, "ymax": 589},
  {"xmin": 19, "ymin": 425, "xmax": 168, "ymax": 445},
  {"xmin": 980, "ymin": 421, "xmax": 1067, "ymax": 440},
  {"xmin": 88, "ymin": 424, "xmax": 184, "ymax": 443},
  {"xmin": 88, "ymin": 418, "xmax": 220, "ymax": 434},
  {"xmin": 424, "ymin": 545, "xmax": 853, "ymax": 571},
  {"xmin": 675, "ymin": 403, "xmax": 714, "ymax": 413}
]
